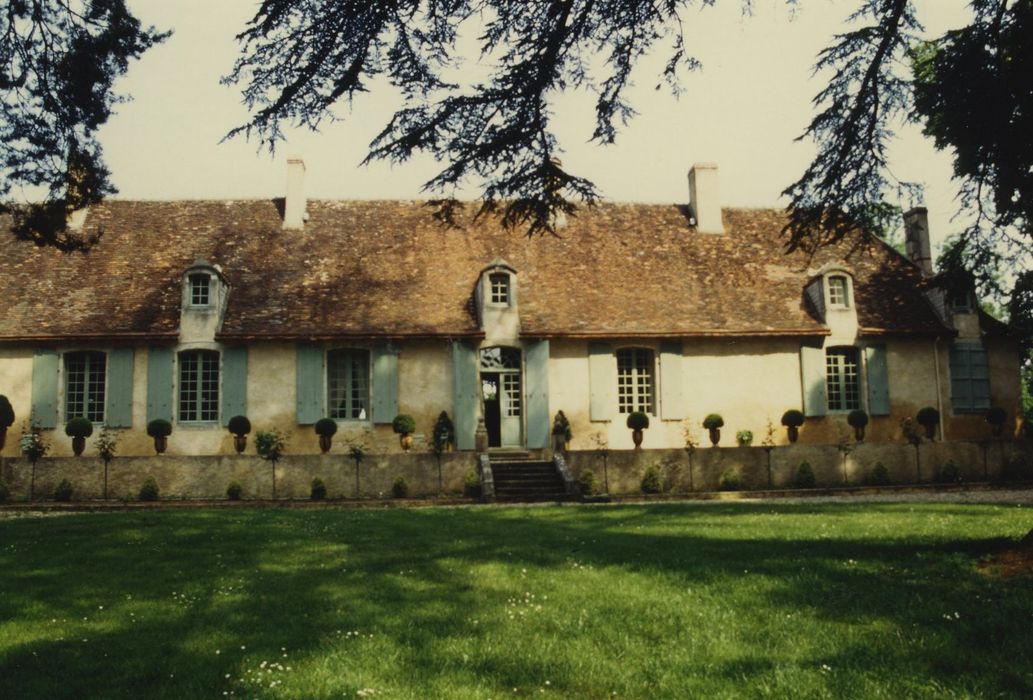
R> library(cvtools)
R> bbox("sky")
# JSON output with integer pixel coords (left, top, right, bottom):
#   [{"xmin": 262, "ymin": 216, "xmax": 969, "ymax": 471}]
[{"xmin": 96, "ymin": 0, "xmax": 974, "ymax": 252}]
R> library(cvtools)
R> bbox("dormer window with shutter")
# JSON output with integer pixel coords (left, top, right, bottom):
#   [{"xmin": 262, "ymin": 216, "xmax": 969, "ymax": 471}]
[{"xmin": 189, "ymin": 273, "xmax": 211, "ymax": 308}]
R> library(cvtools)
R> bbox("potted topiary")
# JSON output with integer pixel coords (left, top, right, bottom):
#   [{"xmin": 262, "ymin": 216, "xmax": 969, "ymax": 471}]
[
  {"xmin": 0, "ymin": 394, "xmax": 14, "ymax": 452},
  {"xmin": 432, "ymin": 411, "xmax": 454, "ymax": 453},
  {"xmin": 314, "ymin": 418, "xmax": 337, "ymax": 453},
  {"xmin": 392, "ymin": 414, "xmax": 416, "ymax": 451},
  {"xmin": 847, "ymin": 409, "xmax": 869, "ymax": 442},
  {"xmin": 552, "ymin": 410, "xmax": 572, "ymax": 452},
  {"xmin": 227, "ymin": 415, "xmax": 251, "ymax": 454},
  {"xmin": 702, "ymin": 414, "xmax": 724, "ymax": 446},
  {"xmin": 626, "ymin": 411, "xmax": 649, "ymax": 449},
  {"xmin": 916, "ymin": 406, "xmax": 940, "ymax": 440},
  {"xmin": 147, "ymin": 419, "xmax": 172, "ymax": 454},
  {"xmin": 985, "ymin": 407, "xmax": 1006, "ymax": 438},
  {"xmin": 781, "ymin": 409, "xmax": 804, "ymax": 443},
  {"xmin": 65, "ymin": 416, "xmax": 93, "ymax": 456}
]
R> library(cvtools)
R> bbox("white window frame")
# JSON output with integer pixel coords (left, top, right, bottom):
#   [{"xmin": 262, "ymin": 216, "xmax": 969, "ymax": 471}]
[
  {"xmin": 63, "ymin": 350, "xmax": 107, "ymax": 423},
  {"xmin": 178, "ymin": 349, "xmax": 220, "ymax": 423},
  {"xmin": 616, "ymin": 347, "xmax": 656, "ymax": 415},
  {"xmin": 488, "ymin": 272, "xmax": 510, "ymax": 306},
  {"xmin": 824, "ymin": 273, "xmax": 852, "ymax": 309},
  {"xmin": 825, "ymin": 346, "xmax": 861, "ymax": 412},
  {"xmin": 326, "ymin": 348, "xmax": 371, "ymax": 422},
  {"xmin": 188, "ymin": 273, "xmax": 212, "ymax": 308}
]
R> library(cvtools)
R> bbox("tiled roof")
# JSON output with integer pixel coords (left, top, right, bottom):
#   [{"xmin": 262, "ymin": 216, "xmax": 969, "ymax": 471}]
[{"xmin": 0, "ymin": 200, "xmax": 950, "ymax": 342}]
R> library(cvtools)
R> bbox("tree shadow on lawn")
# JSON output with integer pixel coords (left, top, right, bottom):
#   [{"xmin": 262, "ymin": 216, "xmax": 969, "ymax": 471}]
[{"xmin": 0, "ymin": 505, "xmax": 1030, "ymax": 697}]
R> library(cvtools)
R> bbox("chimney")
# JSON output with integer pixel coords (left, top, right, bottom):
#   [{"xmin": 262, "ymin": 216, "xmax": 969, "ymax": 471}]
[
  {"xmin": 283, "ymin": 156, "xmax": 306, "ymax": 229},
  {"xmin": 688, "ymin": 163, "xmax": 724, "ymax": 234},
  {"xmin": 903, "ymin": 207, "xmax": 932, "ymax": 276}
]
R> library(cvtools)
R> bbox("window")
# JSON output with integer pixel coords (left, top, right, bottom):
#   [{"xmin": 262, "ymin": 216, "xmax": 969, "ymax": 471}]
[
  {"xmin": 189, "ymin": 274, "xmax": 211, "ymax": 307},
  {"xmin": 328, "ymin": 349, "xmax": 370, "ymax": 420},
  {"xmin": 827, "ymin": 275, "xmax": 849, "ymax": 307},
  {"xmin": 826, "ymin": 347, "xmax": 860, "ymax": 411},
  {"xmin": 489, "ymin": 272, "xmax": 510, "ymax": 305},
  {"xmin": 65, "ymin": 351, "xmax": 106, "ymax": 422},
  {"xmin": 617, "ymin": 348, "xmax": 654, "ymax": 414},
  {"xmin": 179, "ymin": 350, "xmax": 219, "ymax": 422},
  {"xmin": 949, "ymin": 343, "xmax": 990, "ymax": 413},
  {"xmin": 949, "ymin": 290, "xmax": 974, "ymax": 313}
]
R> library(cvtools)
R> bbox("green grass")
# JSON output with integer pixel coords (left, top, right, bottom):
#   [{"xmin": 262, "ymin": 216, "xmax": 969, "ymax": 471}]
[{"xmin": 1, "ymin": 502, "xmax": 1031, "ymax": 699}]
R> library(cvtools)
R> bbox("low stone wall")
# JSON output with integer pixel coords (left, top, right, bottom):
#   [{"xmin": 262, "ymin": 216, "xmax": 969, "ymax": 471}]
[{"xmin": 0, "ymin": 440, "xmax": 1029, "ymax": 501}]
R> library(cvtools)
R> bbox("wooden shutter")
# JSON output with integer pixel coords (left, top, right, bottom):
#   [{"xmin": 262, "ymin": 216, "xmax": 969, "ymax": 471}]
[
  {"xmin": 865, "ymin": 345, "xmax": 890, "ymax": 416},
  {"xmin": 800, "ymin": 344, "xmax": 827, "ymax": 417},
  {"xmin": 221, "ymin": 347, "xmax": 248, "ymax": 426},
  {"xmin": 659, "ymin": 341, "xmax": 684, "ymax": 420},
  {"xmin": 106, "ymin": 348, "xmax": 135, "ymax": 427},
  {"xmin": 31, "ymin": 349, "xmax": 59, "ymax": 428},
  {"xmin": 296, "ymin": 344, "xmax": 324, "ymax": 425},
  {"xmin": 371, "ymin": 344, "xmax": 399, "ymax": 425},
  {"xmin": 146, "ymin": 347, "xmax": 173, "ymax": 423},
  {"xmin": 588, "ymin": 342, "xmax": 614, "ymax": 421},
  {"xmin": 452, "ymin": 341, "xmax": 479, "ymax": 450},
  {"xmin": 525, "ymin": 340, "xmax": 550, "ymax": 449}
]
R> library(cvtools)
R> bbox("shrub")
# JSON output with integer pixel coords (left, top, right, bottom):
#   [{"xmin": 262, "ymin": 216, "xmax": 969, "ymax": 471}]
[
  {"xmin": 719, "ymin": 468, "xmax": 742, "ymax": 491},
  {"xmin": 53, "ymin": 478, "xmax": 74, "ymax": 502},
  {"xmin": 138, "ymin": 477, "xmax": 160, "ymax": 501},
  {"xmin": 794, "ymin": 462, "xmax": 816, "ymax": 489},
  {"xmin": 0, "ymin": 479, "xmax": 9, "ymax": 502},
  {"xmin": 703, "ymin": 414, "xmax": 724, "ymax": 430},
  {"xmin": 432, "ymin": 411, "xmax": 454, "ymax": 451},
  {"xmin": 916, "ymin": 406, "xmax": 940, "ymax": 427},
  {"xmin": 868, "ymin": 462, "xmax": 891, "ymax": 486},
  {"xmin": 626, "ymin": 411, "xmax": 649, "ymax": 430},
  {"xmin": 227, "ymin": 415, "xmax": 251, "ymax": 436},
  {"xmin": 552, "ymin": 410, "xmax": 573, "ymax": 441},
  {"xmin": 463, "ymin": 471, "xmax": 481, "ymax": 498},
  {"xmin": 314, "ymin": 418, "xmax": 338, "ymax": 437},
  {"xmin": 391, "ymin": 476, "xmax": 409, "ymax": 499},
  {"xmin": 781, "ymin": 409, "xmax": 805, "ymax": 427},
  {"xmin": 392, "ymin": 414, "xmax": 416, "ymax": 435},
  {"xmin": 0, "ymin": 394, "xmax": 14, "ymax": 429},
  {"xmin": 938, "ymin": 460, "xmax": 961, "ymax": 484},
  {"xmin": 226, "ymin": 482, "xmax": 243, "ymax": 500},
  {"xmin": 1000, "ymin": 453, "xmax": 1032, "ymax": 482},
  {"xmin": 146, "ymin": 419, "xmax": 172, "ymax": 438},
  {"xmin": 96, "ymin": 425, "xmax": 118, "ymax": 463},
  {"xmin": 255, "ymin": 430, "xmax": 287, "ymax": 462},
  {"xmin": 65, "ymin": 416, "xmax": 94, "ymax": 438},
  {"xmin": 310, "ymin": 478, "xmax": 327, "ymax": 500},
  {"xmin": 735, "ymin": 430, "xmax": 753, "ymax": 447},
  {"xmin": 847, "ymin": 409, "xmax": 869, "ymax": 428},
  {"xmin": 640, "ymin": 466, "xmax": 662, "ymax": 494},
  {"xmin": 579, "ymin": 469, "xmax": 597, "ymax": 496}
]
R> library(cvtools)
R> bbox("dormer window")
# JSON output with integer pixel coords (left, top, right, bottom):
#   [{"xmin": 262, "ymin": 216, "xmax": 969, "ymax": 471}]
[
  {"xmin": 189, "ymin": 274, "xmax": 211, "ymax": 308},
  {"xmin": 489, "ymin": 272, "xmax": 510, "ymax": 306},
  {"xmin": 827, "ymin": 275, "xmax": 849, "ymax": 308},
  {"xmin": 949, "ymin": 290, "xmax": 974, "ymax": 313}
]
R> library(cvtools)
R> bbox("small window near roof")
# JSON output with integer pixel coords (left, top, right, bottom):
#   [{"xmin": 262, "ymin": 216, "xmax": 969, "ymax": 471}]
[
  {"xmin": 189, "ymin": 274, "xmax": 211, "ymax": 307},
  {"xmin": 827, "ymin": 275, "xmax": 849, "ymax": 308},
  {"xmin": 489, "ymin": 272, "xmax": 510, "ymax": 305},
  {"xmin": 949, "ymin": 290, "xmax": 974, "ymax": 313}
]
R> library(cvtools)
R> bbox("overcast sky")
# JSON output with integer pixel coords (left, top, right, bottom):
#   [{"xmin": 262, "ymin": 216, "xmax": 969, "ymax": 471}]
[{"xmin": 96, "ymin": 0, "xmax": 972, "ymax": 251}]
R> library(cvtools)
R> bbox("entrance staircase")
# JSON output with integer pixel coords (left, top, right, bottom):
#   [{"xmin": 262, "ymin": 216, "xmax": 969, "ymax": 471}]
[{"xmin": 487, "ymin": 452, "xmax": 572, "ymax": 502}]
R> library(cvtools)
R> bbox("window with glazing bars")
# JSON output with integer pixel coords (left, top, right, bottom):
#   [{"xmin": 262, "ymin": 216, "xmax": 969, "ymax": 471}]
[
  {"xmin": 328, "ymin": 349, "xmax": 370, "ymax": 420},
  {"xmin": 827, "ymin": 275, "xmax": 848, "ymax": 307},
  {"xmin": 179, "ymin": 350, "xmax": 219, "ymax": 422},
  {"xmin": 489, "ymin": 273, "xmax": 509, "ymax": 305},
  {"xmin": 826, "ymin": 347, "xmax": 860, "ymax": 411},
  {"xmin": 617, "ymin": 348, "xmax": 654, "ymax": 414},
  {"xmin": 65, "ymin": 351, "xmax": 106, "ymax": 422},
  {"xmin": 189, "ymin": 274, "xmax": 211, "ymax": 307}
]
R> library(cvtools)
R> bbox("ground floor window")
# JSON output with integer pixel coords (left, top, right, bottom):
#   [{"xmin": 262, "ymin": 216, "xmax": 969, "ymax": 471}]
[
  {"xmin": 826, "ymin": 347, "xmax": 860, "ymax": 411},
  {"xmin": 617, "ymin": 347, "xmax": 654, "ymax": 414},
  {"xmin": 65, "ymin": 350, "xmax": 106, "ymax": 422},
  {"xmin": 179, "ymin": 350, "xmax": 219, "ymax": 422},
  {"xmin": 328, "ymin": 349, "xmax": 369, "ymax": 420},
  {"xmin": 949, "ymin": 342, "xmax": 990, "ymax": 413}
]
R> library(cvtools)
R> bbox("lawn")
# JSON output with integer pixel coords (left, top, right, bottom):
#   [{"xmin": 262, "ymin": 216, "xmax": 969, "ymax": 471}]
[{"xmin": 1, "ymin": 501, "xmax": 1031, "ymax": 699}]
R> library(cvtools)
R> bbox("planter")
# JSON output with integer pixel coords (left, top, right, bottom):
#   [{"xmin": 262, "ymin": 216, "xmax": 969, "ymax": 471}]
[
  {"xmin": 854, "ymin": 426, "xmax": 865, "ymax": 442},
  {"xmin": 319, "ymin": 434, "xmax": 332, "ymax": 453},
  {"xmin": 708, "ymin": 428, "xmax": 721, "ymax": 447},
  {"xmin": 0, "ymin": 426, "xmax": 6, "ymax": 452},
  {"xmin": 72, "ymin": 436, "xmax": 86, "ymax": 456},
  {"xmin": 233, "ymin": 434, "xmax": 247, "ymax": 454},
  {"xmin": 399, "ymin": 433, "xmax": 413, "ymax": 452},
  {"xmin": 631, "ymin": 429, "xmax": 643, "ymax": 449},
  {"xmin": 991, "ymin": 424, "xmax": 1003, "ymax": 438},
  {"xmin": 922, "ymin": 424, "xmax": 936, "ymax": 440},
  {"xmin": 787, "ymin": 425, "xmax": 799, "ymax": 443},
  {"xmin": 552, "ymin": 433, "xmax": 566, "ymax": 453},
  {"xmin": 153, "ymin": 435, "xmax": 167, "ymax": 455}
]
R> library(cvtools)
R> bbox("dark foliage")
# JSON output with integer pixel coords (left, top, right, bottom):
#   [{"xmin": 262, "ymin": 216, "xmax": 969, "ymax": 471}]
[
  {"xmin": 0, "ymin": 394, "xmax": 14, "ymax": 429},
  {"xmin": 310, "ymin": 477, "xmax": 327, "ymax": 501},
  {"xmin": 53, "ymin": 478, "xmax": 73, "ymax": 501},
  {"xmin": 228, "ymin": 415, "xmax": 252, "ymax": 436},
  {"xmin": 314, "ymin": 418, "xmax": 338, "ymax": 437},
  {"xmin": 794, "ymin": 462, "xmax": 816, "ymax": 489},
  {"xmin": 138, "ymin": 476, "xmax": 159, "ymax": 501},
  {"xmin": 226, "ymin": 481, "xmax": 243, "ymax": 500},
  {"xmin": 64, "ymin": 416, "xmax": 93, "ymax": 438},
  {"xmin": 146, "ymin": 418, "xmax": 172, "ymax": 438}
]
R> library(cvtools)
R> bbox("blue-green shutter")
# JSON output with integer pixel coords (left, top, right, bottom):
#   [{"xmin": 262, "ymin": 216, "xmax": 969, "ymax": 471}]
[
  {"xmin": 525, "ymin": 340, "xmax": 550, "ymax": 449},
  {"xmin": 221, "ymin": 347, "xmax": 248, "ymax": 426},
  {"xmin": 970, "ymin": 345, "xmax": 991, "ymax": 410},
  {"xmin": 146, "ymin": 347, "xmax": 173, "ymax": 423},
  {"xmin": 659, "ymin": 341, "xmax": 684, "ymax": 420},
  {"xmin": 865, "ymin": 345, "xmax": 890, "ymax": 416},
  {"xmin": 800, "ymin": 345, "xmax": 827, "ymax": 417},
  {"xmin": 371, "ymin": 344, "xmax": 399, "ymax": 425},
  {"xmin": 31, "ymin": 349, "xmax": 59, "ymax": 428},
  {"xmin": 588, "ymin": 342, "xmax": 614, "ymax": 421},
  {"xmin": 452, "ymin": 341, "xmax": 479, "ymax": 450},
  {"xmin": 106, "ymin": 348, "xmax": 135, "ymax": 427},
  {"xmin": 296, "ymin": 344, "xmax": 324, "ymax": 425}
]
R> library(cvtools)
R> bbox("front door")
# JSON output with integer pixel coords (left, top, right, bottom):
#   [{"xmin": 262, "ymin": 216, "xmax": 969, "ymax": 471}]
[{"xmin": 480, "ymin": 347, "xmax": 522, "ymax": 448}]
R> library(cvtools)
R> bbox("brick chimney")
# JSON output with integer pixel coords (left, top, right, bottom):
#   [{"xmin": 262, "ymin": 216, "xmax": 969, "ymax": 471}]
[
  {"xmin": 283, "ymin": 156, "xmax": 306, "ymax": 229},
  {"xmin": 903, "ymin": 207, "xmax": 932, "ymax": 276},
  {"xmin": 688, "ymin": 163, "xmax": 724, "ymax": 234}
]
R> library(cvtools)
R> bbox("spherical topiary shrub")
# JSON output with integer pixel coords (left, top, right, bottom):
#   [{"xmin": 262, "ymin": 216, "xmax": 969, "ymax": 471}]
[
  {"xmin": 640, "ymin": 466, "xmax": 662, "ymax": 494},
  {"xmin": 226, "ymin": 482, "xmax": 243, "ymax": 500},
  {"xmin": 626, "ymin": 412, "xmax": 650, "ymax": 431},
  {"xmin": 146, "ymin": 419, "xmax": 172, "ymax": 438},
  {"xmin": 310, "ymin": 477, "xmax": 328, "ymax": 501},
  {"xmin": 65, "ymin": 416, "xmax": 94, "ymax": 438},
  {"xmin": 314, "ymin": 418, "xmax": 338, "ymax": 437},
  {"xmin": 702, "ymin": 414, "xmax": 724, "ymax": 430},
  {"xmin": 53, "ymin": 478, "xmax": 74, "ymax": 502},
  {"xmin": 391, "ymin": 414, "xmax": 416, "ymax": 435},
  {"xmin": 781, "ymin": 409, "xmax": 805, "ymax": 428},
  {"xmin": 847, "ymin": 410, "xmax": 869, "ymax": 428},
  {"xmin": 0, "ymin": 394, "xmax": 15, "ymax": 430},
  {"xmin": 139, "ymin": 477, "xmax": 160, "ymax": 502},
  {"xmin": 794, "ymin": 462, "xmax": 816, "ymax": 489},
  {"xmin": 391, "ymin": 476, "xmax": 409, "ymax": 499},
  {"xmin": 228, "ymin": 415, "xmax": 251, "ymax": 436}
]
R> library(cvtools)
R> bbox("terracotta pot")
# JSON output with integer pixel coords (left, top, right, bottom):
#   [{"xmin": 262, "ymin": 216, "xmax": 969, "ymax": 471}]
[
  {"xmin": 319, "ymin": 434, "xmax": 332, "ymax": 453},
  {"xmin": 72, "ymin": 436, "xmax": 86, "ymax": 457},
  {"xmin": 787, "ymin": 425, "xmax": 799, "ymax": 443},
  {"xmin": 400, "ymin": 433, "xmax": 413, "ymax": 452},
  {"xmin": 854, "ymin": 426, "xmax": 865, "ymax": 442},
  {"xmin": 0, "ymin": 427, "xmax": 6, "ymax": 452},
  {"xmin": 709, "ymin": 428, "xmax": 721, "ymax": 446},
  {"xmin": 632, "ymin": 429, "xmax": 643, "ymax": 449},
  {"xmin": 991, "ymin": 424, "xmax": 1003, "ymax": 438},
  {"xmin": 153, "ymin": 435, "xmax": 167, "ymax": 455},
  {"xmin": 922, "ymin": 423, "xmax": 936, "ymax": 440},
  {"xmin": 233, "ymin": 434, "xmax": 247, "ymax": 454},
  {"xmin": 552, "ymin": 433, "xmax": 566, "ymax": 453}
]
